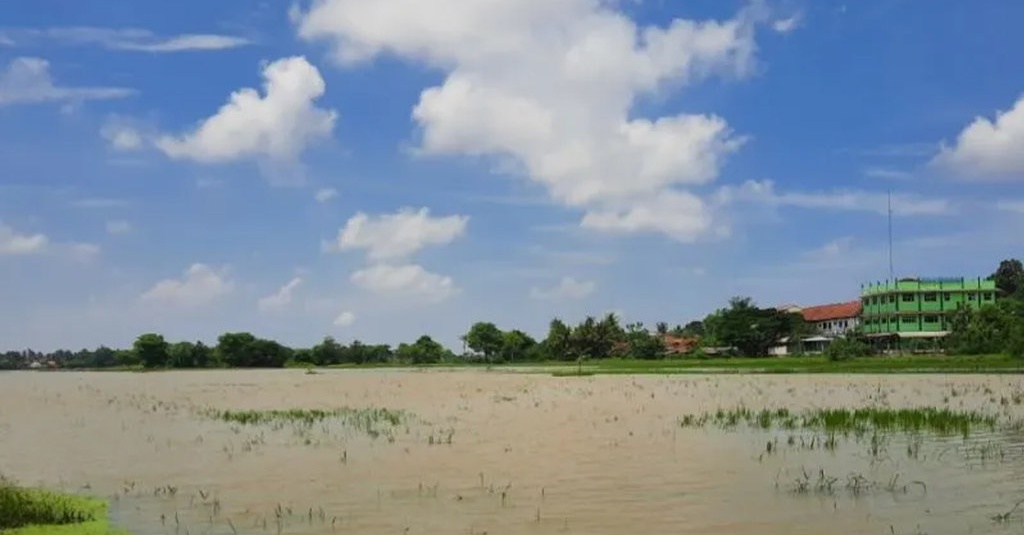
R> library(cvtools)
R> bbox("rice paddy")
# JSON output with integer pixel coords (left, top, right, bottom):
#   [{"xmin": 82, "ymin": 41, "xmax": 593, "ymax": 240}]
[
  {"xmin": 1, "ymin": 370, "xmax": 1023, "ymax": 534},
  {"xmin": 0, "ymin": 476, "xmax": 120, "ymax": 534}
]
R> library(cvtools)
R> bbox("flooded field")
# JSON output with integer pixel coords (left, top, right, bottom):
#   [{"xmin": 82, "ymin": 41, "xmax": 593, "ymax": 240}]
[{"xmin": 1, "ymin": 370, "xmax": 1023, "ymax": 535}]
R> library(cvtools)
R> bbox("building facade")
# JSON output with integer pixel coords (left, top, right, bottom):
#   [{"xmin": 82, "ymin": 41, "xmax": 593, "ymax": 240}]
[
  {"xmin": 860, "ymin": 277, "xmax": 996, "ymax": 337},
  {"xmin": 801, "ymin": 301, "xmax": 862, "ymax": 337}
]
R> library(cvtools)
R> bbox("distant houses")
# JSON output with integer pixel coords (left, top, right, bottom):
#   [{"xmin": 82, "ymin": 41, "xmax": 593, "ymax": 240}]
[{"xmin": 772, "ymin": 300, "xmax": 862, "ymax": 355}]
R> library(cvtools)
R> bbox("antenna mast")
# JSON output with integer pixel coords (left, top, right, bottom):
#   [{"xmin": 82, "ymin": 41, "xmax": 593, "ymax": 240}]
[{"xmin": 887, "ymin": 189, "xmax": 894, "ymax": 281}]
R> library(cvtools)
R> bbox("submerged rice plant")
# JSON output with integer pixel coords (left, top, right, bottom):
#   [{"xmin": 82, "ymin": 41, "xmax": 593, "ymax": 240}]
[
  {"xmin": 680, "ymin": 406, "xmax": 1002, "ymax": 436},
  {"xmin": 200, "ymin": 407, "xmax": 412, "ymax": 439}
]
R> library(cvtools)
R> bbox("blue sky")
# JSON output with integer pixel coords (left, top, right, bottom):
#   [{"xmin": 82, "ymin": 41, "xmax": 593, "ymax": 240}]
[{"xmin": 2, "ymin": 0, "xmax": 1024, "ymax": 351}]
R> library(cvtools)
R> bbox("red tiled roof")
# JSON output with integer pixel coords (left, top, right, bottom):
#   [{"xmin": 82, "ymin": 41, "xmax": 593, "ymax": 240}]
[
  {"xmin": 800, "ymin": 301, "xmax": 861, "ymax": 322},
  {"xmin": 662, "ymin": 335, "xmax": 699, "ymax": 354}
]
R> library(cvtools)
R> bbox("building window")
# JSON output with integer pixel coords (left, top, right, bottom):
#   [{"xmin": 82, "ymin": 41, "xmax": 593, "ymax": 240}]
[
  {"xmin": 924, "ymin": 315, "xmax": 939, "ymax": 323},
  {"xmin": 902, "ymin": 293, "xmax": 915, "ymax": 302},
  {"xmin": 944, "ymin": 293, "xmax": 951, "ymax": 301},
  {"xmin": 923, "ymin": 292, "xmax": 937, "ymax": 302},
  {"xmin": 889, "ymin": 295, "xmax": 896, "ymax": 303},
  {"xmin": 968, "ymin": 293, "xmax": 976, "ymax": 301},
  {"xmin": 983, "ymin": 292, "xmax": 993, "ymax": 301}
]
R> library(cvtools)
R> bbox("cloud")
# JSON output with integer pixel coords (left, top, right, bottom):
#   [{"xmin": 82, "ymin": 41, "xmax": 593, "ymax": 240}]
[
  {"xmin": 3, "ymin": 27, "xmax": 249, "ymax": 52},
  {"xmin": 863, "ymin": 167, "xmax": 913, "ymax": 180},
  {"xmin": 331, "ymin": 207, "xmax": 468, "ymax": 260},
  {"xmin": 140, "ymin": 263, "xmax": 234, "ymax": 307},
  {"xmin": 314, "ymin": 187, "xmax": 338, "ymax": 203},
  {"xmin": 100, "ymin": 118, "xmax": 146, "ymax": 151},
  {"xmin": 257, "ymin": 276, "xmax": 303, "ymax": 312},
  {"xmin": 717, "ymin": 179, "xmax": 951, "ymax": 216},
  {"xmin": 350, "ymin": 263, "xmax": 455, "ymax": 302},
  {"xmin": 72, "ymin": 197, "xmax": 130, "ymax": 209},
  {"xmin": 105, "ymin": 220, "xmax": 132, "ymax": 235},
  {"xmin": 0, "ymin": 223, "xmax": 48, "ymax": 255},
  {"xmin": 0, "ymin": 57, "xmax": 134, "ymax": 106},
  {"xmin": 296, "ymin": 0, "xmax": 769, "ymax": 241},
  {"xmin": 333, "ymin": 310, "xmax": 356, "ymax": 327},
  {"xmin": 529, "ymin": 276, "xmax": 596, "ymax": 301},
  {"xmin": 772, "ymin": 14, "xmax": 802, "ymax": 33},
  {"xmin": 156, "ymin": 56, "xmax": 337, "ymax": 169},
  {"xmin": 68, "ymin": 242, "xmax": 101, "ymax": 261},
  {"xmin": 933, "ymin": 94, "xmax": 1024, "ymax": 179},
  {"xmin": 997, "ymin": 200, "xmax": 1024, "ymax": 214}
]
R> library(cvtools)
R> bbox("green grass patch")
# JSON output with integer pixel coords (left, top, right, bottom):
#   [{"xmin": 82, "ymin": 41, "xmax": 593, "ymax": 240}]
[
  {"xmin": 543, "ymin": 354, "xmax": 1024, "ymax": 375},
  {"xmin": 200, "ymin": 407, "xmax": 412, "ymax": 440},
  {"xmin": 679, "ymin": 406, "xmax": 1002, "ymax": 436},
  {"xmin": 0, "ymin": 476, "xmax": 124, "ymax": 534}
]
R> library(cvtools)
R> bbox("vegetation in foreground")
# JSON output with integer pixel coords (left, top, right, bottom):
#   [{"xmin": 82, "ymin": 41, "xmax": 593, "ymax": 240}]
[
  {"xmin": 0, "ymin": 476, "xmax": 121, "ymax": 535},
  {"xmin": 2, "ymin": 258, "xmax": 1022, "ymax": 371}
]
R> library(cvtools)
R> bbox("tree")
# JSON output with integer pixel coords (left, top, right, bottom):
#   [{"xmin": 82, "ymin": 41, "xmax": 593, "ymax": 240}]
[
  {"xmin": 625, "ymin": 322, "xmax": 666, "ymax": 359},
  {"xmin": 246, "ymin": 338, "xmax": 291, "ymax": 368},
  {"xmin": 312, "ymin": 336, "xmax": 345, "ymax": 366},
  {"xmin": 991, "ymin": 259, "xmax": 1024, "ymax": 299},
  {"xmin": 655, "ymin": 322, "xmax": 669, "ymax": 336},
  {"xmin": 168, "ymin": 341, "xmax": 197, "ymax": 368},
  {"xmin": 463, "ymin": 322, "xmax": 505, "ymax": 362},
  {"xmin": 543, "ymin": 319, "xmax": 574, "ymax": 361},
  {"xmin": 680, "ymin": 320, "xmax": 706, "ymax": 337},
  {"xmin": 396, "ymin": 335, "xmax": 450, "ymax": 364},
  {"xmin": 134, "ymin": 333, "xmax": 169, "ymax": 368},
  {"xmin": 500, "ymin": 329, "xmax": 536, "ymax": 362},
  {"xmin": 215, "ymin": 332, "xmax": 258, "ymax": 367},
  {"xmin": 714, "ymin": 297, "xmax": 793, "ymax": 357}
]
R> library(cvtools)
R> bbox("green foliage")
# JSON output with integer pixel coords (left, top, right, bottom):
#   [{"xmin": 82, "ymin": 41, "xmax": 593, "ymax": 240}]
[
  {"xmin": 710, "ymin": 297, "xmax": 798, "ymax": 357},
  {"xmin": 462, "ymin": 322, "xmax": 505, "ymax": 362},
  {"xmin": 946, "ymin": 300, "xmax": 1023, "ymax": 357},
  {"xmin": 543, "ymin": 319, "xmax": 574, "ymax": 361},
  {"xmin": 991, "ymin": 258, "xmax": 1024, "ymax": 299},
  {"xmin": 825, "ymin": 336, "xmax": 872, "ymax": 361},
  {"xmin": 624, "ymin": 322, "xmax": 667, "ymax": 359},
  {"xmin": 679, "ymin": 406, "xmax": 1000, "ymax": 436},
  {"xmin": 395, "ymin": 335, "xmax": 452, "ymax": 364},
  {"xmin": 499, "ymin": 329, "xmax": 537, "ymax": 362},
  {"xmin": 133, "ymin": 333, "xmax": 169, "ymax": 368},
  {"xmin": 0, "ymin": 476, "xmax": 116, "ymax": 534}
]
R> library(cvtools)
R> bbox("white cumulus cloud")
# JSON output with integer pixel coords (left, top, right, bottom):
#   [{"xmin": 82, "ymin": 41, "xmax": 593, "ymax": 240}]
[
  {"xmin": 333, "ymin": 310, "xmax": 356, "ymax": 327},
  {"xmin": 296, "ymin": 0, "xmax": 768, "ymax": 241},
  {"xmin": 350, "ymin": 263, "xmax": 455, "ymax": 303},
  {"xmin": 529, "ymin": 276, "xmax": 596, "ymax": 301},
  {"xmin": 0, "ymin": 57, "xmax": 133, "ymax": 106},
  {"xmin": 156, "ymin": 56, "xmax": 337, "ymax": 167},
  {"xmin": 257, "ymin": 277, "xmax": 303, "ymax": 312},
  {"xmin": 314, "ymin": 187, "xmax": 338, "ymax": 203},
  {"xmin": 140, "ymin": 263, "xmax": 234, "ymax": 307},
  {"xmin": 332, "ymin": 207, "xmax": 468, "ymax": 260},
  {"xmin": 934, "ymin": 94, "xmax": 1024, "ymax": 179},
  {"xmin": 0, "ymin": 223, "xmax": 48, "ymax": 255}
]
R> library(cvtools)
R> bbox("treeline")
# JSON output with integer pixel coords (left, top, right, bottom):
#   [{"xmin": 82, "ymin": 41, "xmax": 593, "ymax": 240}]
[{"xmin": 0, "ymin": 303, "xmax": 803, "ymax": 371}]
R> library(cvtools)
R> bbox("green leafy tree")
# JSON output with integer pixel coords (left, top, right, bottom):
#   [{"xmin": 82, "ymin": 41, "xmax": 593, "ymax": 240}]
[
  {"xmin": 134, "ymin": 333, "xmax": 169, "ymax": 368},
  {"xmin": 625, "ymin": 322, "xmax": 666, "ymax": 359},
  {"xmin": 543, "ymin": 319, "xmax": 574, "ymax": 361},
  {"xmin": 396, "ymin": 335, "xmax": 450, "ymax": 364},
  {"xmin": 463, "ymin": 322, "xmax": 505, "ymax": 361},
  {"xmin": 714, "ymin": 297, "xmax": 793, "ymax": 357},
  {"xmin": 991, "ymin": 258, "xmax": 1024, "ymax": 299},
  {"xmin": 312, "ymin": 336, "xmax": 346, "ymax": 366},
  {"xmin": 499, "ymin": 329, "xmax": 536, "ymax": 362},
  {"xmin": 168, "ymin": 341, "xmax": 197, "ymax": 368},
  {"xmin": 246, "ymin": 338, "xmax": 292, "ymax": 368},
  {"xmin": 215, "ymin": 332, "xmax": 258, "ymax": 367}
]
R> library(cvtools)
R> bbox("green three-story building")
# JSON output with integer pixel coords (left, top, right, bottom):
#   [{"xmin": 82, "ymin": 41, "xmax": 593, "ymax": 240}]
[{"xmin": 860, "ymin": 277, "xmax": 997, "ymax": 337}]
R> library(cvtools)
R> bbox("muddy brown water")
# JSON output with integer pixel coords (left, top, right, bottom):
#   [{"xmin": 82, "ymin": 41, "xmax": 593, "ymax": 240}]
[{"xmin": 1, "ymin": 370, "xmax": 1023, "ymax": 535}]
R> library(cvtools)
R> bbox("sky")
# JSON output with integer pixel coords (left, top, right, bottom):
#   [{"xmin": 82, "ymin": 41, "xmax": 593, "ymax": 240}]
[{"xmin": 2, "ymin": 0, "xmax": 1024, "ymax": 352}]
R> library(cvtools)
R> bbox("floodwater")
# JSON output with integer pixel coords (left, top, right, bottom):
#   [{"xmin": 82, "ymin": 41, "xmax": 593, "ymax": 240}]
[{"xmin": 1, "ymin": 370, "xmax": 1023, "ymax": 535}]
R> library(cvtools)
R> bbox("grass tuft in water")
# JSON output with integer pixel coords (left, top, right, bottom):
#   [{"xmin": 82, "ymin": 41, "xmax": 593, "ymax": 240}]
[
  {"xmin": 680, "ymin": 406, "xmax": 1001, "ymax": 436},
  {"xmin": 0, "ymin": 475, "xmax": 121, "ymax": 534},
  {"xmin": 202, "ymin": 407, "xmax": 411, "ymax": 439}
]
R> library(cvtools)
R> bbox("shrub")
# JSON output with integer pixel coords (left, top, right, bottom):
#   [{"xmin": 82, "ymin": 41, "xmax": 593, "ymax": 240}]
[{"xmin": 825, "ymin": 336, "xmax": 872, "ymax": 362}]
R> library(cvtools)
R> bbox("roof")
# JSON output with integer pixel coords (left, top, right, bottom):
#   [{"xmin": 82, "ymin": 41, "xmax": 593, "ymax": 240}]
[
  {"xmin": 800, "ymin": 301, "xmax": 862, "ymax": 322},
  {"xmin": 662, "ymin": 335, "xmax": 699, "ymax": 354}
]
